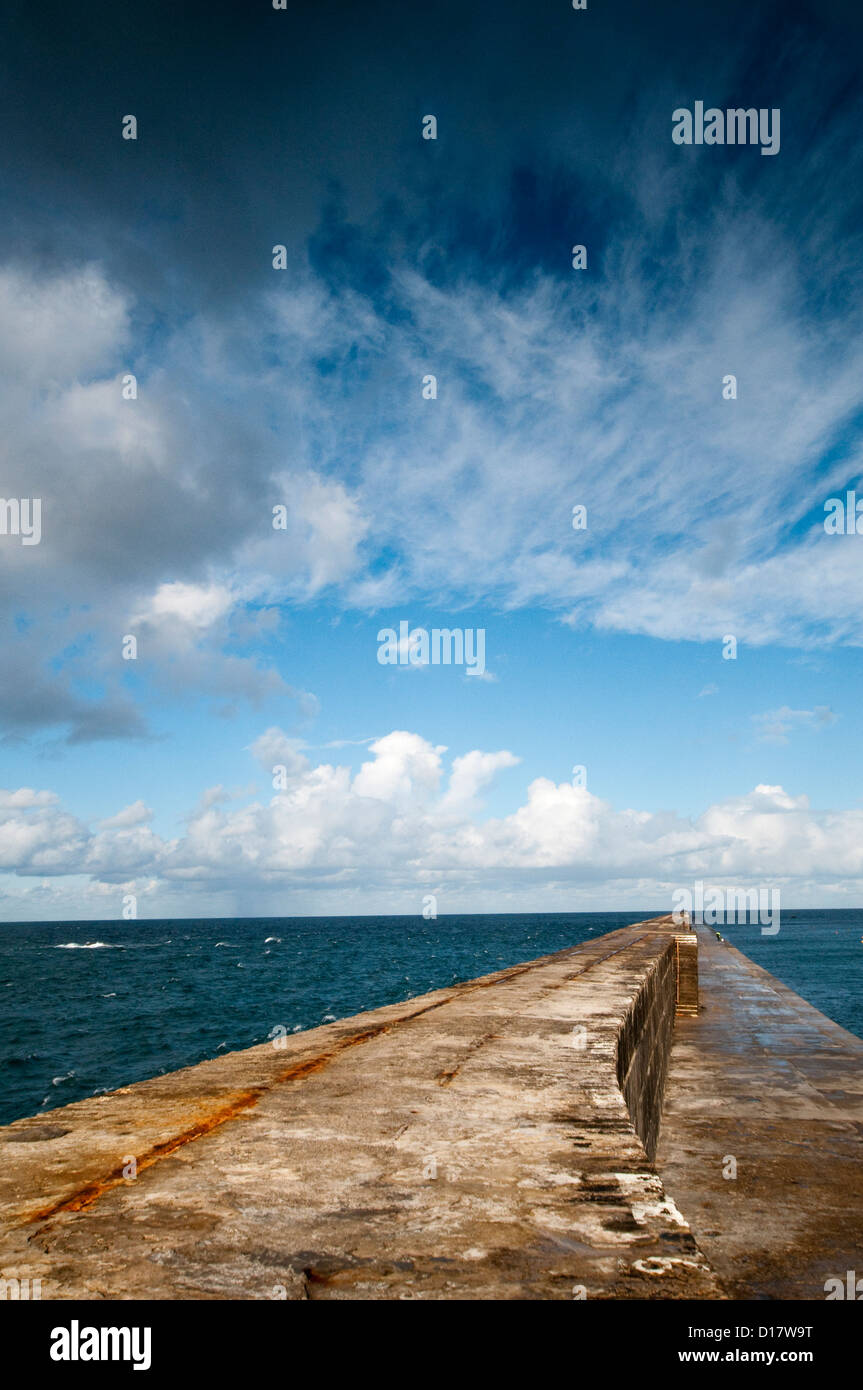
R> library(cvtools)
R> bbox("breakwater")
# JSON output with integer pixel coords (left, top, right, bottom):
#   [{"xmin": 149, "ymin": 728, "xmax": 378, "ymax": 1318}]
[{"xmin": 0, "ymin": 915, "xmax": 860, "ymax": 1300}]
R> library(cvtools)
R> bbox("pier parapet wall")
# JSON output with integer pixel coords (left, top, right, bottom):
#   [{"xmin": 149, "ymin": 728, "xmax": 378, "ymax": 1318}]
[{"xmin": 617, "ymin": 925, "xmax": 698, "ymax": 1157}]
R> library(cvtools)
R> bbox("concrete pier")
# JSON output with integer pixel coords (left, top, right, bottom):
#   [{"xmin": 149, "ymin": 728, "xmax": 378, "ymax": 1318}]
[{"xmin": 0, "ymin": 915, "xmax": 860, "ymax": 1300}]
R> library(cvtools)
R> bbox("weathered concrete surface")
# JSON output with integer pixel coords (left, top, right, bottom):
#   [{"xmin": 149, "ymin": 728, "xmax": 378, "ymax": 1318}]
[
  {"xmin": 0, "ymin": 916, "xmax": 719, "ymax": 1300},
  {"xmin": 655, "ymin": 927, "xmax": 863, "ymax": 1300}
]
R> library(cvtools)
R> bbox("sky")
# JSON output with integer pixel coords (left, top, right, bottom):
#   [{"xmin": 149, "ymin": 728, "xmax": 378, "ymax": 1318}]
[{"xmin": 2, "ymin": 0, "xmax": 863, "ymax": 920}]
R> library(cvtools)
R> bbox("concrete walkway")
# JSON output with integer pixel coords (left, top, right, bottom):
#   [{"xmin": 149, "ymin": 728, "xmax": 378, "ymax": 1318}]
[{"xmin": 655, "ymin": 926, "xmax": 863, "ymax": 1299}]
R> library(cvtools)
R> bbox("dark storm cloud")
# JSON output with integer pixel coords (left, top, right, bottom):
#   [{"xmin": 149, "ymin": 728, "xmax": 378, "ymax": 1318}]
[
  {"xmin": 0, "ymin": 642, "xmax": 149, "ymax": 746},
  {"xmin": 1, "ymin": 0, "xmax": 859, "ymax": 316}
]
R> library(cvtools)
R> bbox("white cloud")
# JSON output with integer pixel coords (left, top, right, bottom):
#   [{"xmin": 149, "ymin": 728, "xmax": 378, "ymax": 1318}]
[
  {"xmin": 0, "ymin": 264, "xmax": 129, "ymax": 387},
  {"xmin": 248, "ymin": 727, "xmax": 310, "ymax": 778},
  {"xmin": 2, "ymin": 742, "xmax": 863, "ymax": 917},
  {"xmin": 238, "ymin": 470, "xmax": 370, "ymax": 600},
  {"xmin": 135, "ymin": 581, "xmax": 234, "ymax": 630},
  {"xmin": 97, "ymin": 801, "xmax": 153, "ymax": 830},
  {"xmin": 352, "ymin": 731, "xmax": 446, "ymax": 804},
  {"xmin": 0, "ymin": 788, "xmax": 58, "ymax": 811},
  {"xmin": 0, "ymin": 796, "xmax": 88, "ymax": 873},
  {"xmin": 441, "ymin": 749, "xmax": 520, "ymax": 812}
]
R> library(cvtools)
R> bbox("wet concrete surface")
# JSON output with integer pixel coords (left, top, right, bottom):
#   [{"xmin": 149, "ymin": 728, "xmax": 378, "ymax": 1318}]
[{"xmin": 655, "ymin": 926, "xmax": 863, "ymax": 1300}]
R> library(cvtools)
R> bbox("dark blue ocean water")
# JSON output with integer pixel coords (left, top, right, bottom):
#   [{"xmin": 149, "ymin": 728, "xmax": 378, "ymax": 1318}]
[{"xmin": 1, "ymin": 910, "xmax": 861, "ymax": 1127}]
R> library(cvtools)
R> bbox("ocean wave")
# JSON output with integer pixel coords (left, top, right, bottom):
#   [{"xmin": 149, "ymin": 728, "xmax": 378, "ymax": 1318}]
[{"xmin": 53, "ymin": 942, "xmax": 123, "ymax": 949}]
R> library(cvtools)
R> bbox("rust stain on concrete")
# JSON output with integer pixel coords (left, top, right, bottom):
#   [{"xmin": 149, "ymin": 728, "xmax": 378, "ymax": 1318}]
[
  {"xmin": 27, "ymin": 1087, "xmax": 267, "ymax": 1223},
  {"xmin": 26, "ymin": 1021, "xmax": 412, "ymax": 1226}
]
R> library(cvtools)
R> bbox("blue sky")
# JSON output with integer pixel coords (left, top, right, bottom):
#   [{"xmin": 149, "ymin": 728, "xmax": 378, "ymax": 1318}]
[{"xmin": 2, "ymin": 0, "xmax": 863, "ymax": 919}]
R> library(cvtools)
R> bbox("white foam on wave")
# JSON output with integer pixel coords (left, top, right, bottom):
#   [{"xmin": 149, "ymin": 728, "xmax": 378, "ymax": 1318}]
[{"xmin": 54, "ymin": 942, "xmax": 121, "ymax": 949}]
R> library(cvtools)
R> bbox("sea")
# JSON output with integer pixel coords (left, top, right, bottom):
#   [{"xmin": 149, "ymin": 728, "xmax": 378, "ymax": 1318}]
[{"xmin": 1, "ymin": 909, "xmax": 861, "ymax": 1127}]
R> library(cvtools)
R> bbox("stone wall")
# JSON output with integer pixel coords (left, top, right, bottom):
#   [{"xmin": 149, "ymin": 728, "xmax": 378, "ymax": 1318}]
[
  {"xmin": 616, "ymin": 940, "xmax": 677, "ymax": 1158},
  {"xmin": 616, "ymin": 928, "xmax": 698, "ymax": 1159}
]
